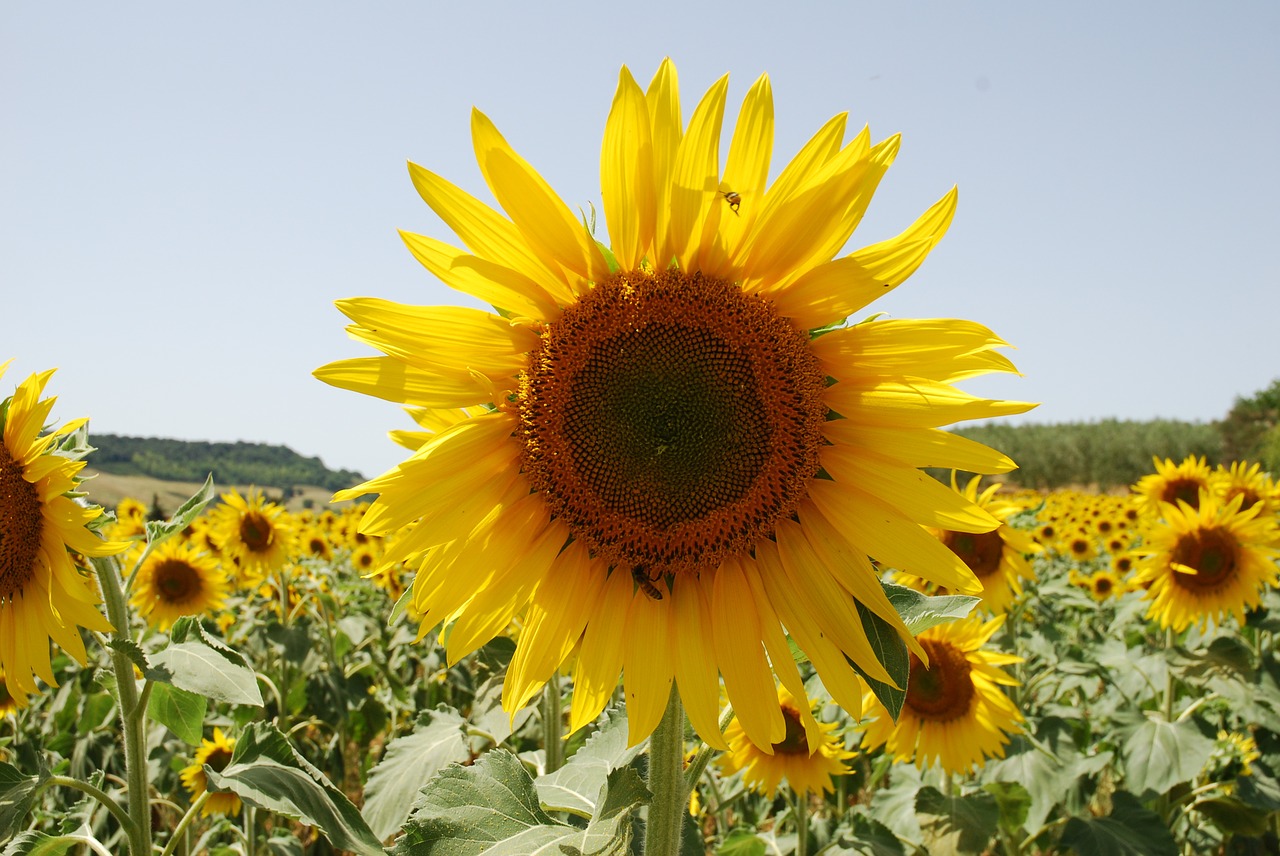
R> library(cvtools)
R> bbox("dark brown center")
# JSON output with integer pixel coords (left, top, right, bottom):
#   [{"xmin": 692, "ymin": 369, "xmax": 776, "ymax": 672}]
[
  {"xmin": 905, "ymin": 638, "xmax": 975, "ymax": 722},
  {"xmin": 1171, "ymin": 527, "xmax": 1238, "ymax": 592},
  {"xmin": 0, "ymin": 444, "xmax": 41, "ymax": 604}
]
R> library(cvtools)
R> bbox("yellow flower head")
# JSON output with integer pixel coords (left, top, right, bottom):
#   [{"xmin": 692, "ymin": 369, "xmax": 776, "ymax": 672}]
[
  {"xmin": 0, "ymin": 363, "xmax": 127, "ymax": 701},
  {"xmin": 1133, "ymin": 455, "xmax": 1216, "ymax": 516},
  {"xmin": 130, "ymin": 540, "xmax": 229, "ymax": 631},
  {"xmin": 859, "ymin": 615, "xmax": 1024, "ymax": 773},
  {"xmin": 180, "ymin": 727, "xmax": 241, "ymax": 816},
  {"xmin": 719, "ymin": 686, "xmax": 856, "ymax": 796},
  {"xmin": 1133, "ymin": 491, "xmax": 1280, "ymax": 633},
  {"xmin": 315, "ymin": 60, "xmax": 1034, "ymax": 751},
  {"xmin": 210, "ymin": 488, "xmax": 297, "ymax": 586}
]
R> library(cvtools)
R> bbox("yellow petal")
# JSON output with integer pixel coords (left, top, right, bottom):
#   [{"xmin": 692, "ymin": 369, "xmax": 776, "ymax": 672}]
[
  {"xmin": 471, "ymin": 109, "xmax": 608, "ymax": 289},
  {"xmin": 826, "ymin": 376, "xmax": 1037, "ymax": 428},
  {"xmin": 601, "ymin": 67, "xmax": 656, "ymax": 272},
  {"xmin": 622, "ymin": 589, "xmax": 675, "ymax": 746},
  {"xmin": 770, "ymin": 187, "xmax": 958, "ymax": 329},
  {"xmin": 570, "ymin": 569, "xmax": 632, "ymax": 734},
  {"xmin": 668, "ymin": 74, "xmax": 729, "ymax": 272},
  {"xmin": 645, "ymin": 58, "xmax": 682, "ymax": 267},
  {"xmin": 313, "ymin": 357, "xmax": 494, "ymax": 409},
  {"xmin": 712, "ymin": 558, "xmax": 784, "ymax": 751},
  {"xmin": 408, "ymin": 162, "xmax": 575, "ymax": 305},
  {"xmin": 399, "ymin": 231, "xmax": 559, "ymax": 320},
  {"xmin": 671, "ymin": 575, "xmax": 728, "ymax": 750}
]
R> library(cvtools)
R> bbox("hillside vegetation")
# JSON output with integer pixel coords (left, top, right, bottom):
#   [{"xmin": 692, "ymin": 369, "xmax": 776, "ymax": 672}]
[{"xmin": 87, "ymin": 434, "xmax": 363, "ymax": 493}]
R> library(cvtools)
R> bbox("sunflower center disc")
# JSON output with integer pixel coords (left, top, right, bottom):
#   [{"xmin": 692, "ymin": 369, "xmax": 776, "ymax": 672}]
[
  {"xmin": 772, "ymin": 703, "xmax": 811, "ymax": 756},
  {"xmin": 519, "ymin": 271, "xmax": 826, "ymax": 576},
  {"xmin": 905, "ymin": 638, "xmax": 976, "ymax": 722},
  {"xmin": 239, "ymin": 512, "xmax": 273, "ymax": 553},
  {"xmin": 155, "ymin": 558, "xmax": 200, "ymax": 604},
  {"xmin": 942, "ymin": 529, "xmax": 1004, "ymax": 578},
  {"xmin": 1172, "ymin": 528, "xmax": 1238, "ymax": 591},
  {"xmin": 0, "ymin": 445, "xmax": 42, "ymax": 604}
]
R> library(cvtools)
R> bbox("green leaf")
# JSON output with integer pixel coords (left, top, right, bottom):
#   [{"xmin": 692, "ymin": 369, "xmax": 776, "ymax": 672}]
[
  {"xmin": 150, "ymin": 618, "xmax": 263, "ymax": 706},
  {"xmin": 867, "ymin": 763, "xmax": 924, "ymax": 843},
  {"xmin": 107, "ymin": 637, "xmax": 151, "ymax": 675},
  {"xmin": 1121, "ymin": 717, "xmax": 1215, "ymax": 796},
  {"xmin": 1195, "ymin": 795, "xmax": 1270, "ymax": 837},
  {"xmin": 536, "ymin": 706, "xmax": 643, "ymax": 816},
  {"xmin": 393, "ymin": 749, "xmax": 639, "ymax": 855},
  {"xmin": 915, "ymin": 786, "xmax": 999, "ymax": 854},
  {"xmin": 0, "ymin": 763, "xmax": 45, "ymax": 841},
  {"xmin": 983, "ymin": 781, "xmax": 1031, "ymax": 835},
  {"xmin": 883, "ymin": 583, "xmax": 979, "ymax": 634},
  {"xmin": 1059, "ymin": 791, "xmax": 1177, "ymax": 856},
  {"xmin": 716, "ymin": 828, "xmax": 768, "ymax": 856},
  {"xmin": 144, "ymin": 474, "xmax": 215, "ymax": 546},
  {"xmin": 361, "ymin": 708, "xmax": 470, "ymax": 841},
  {"xmin": 204, "ymin": 722, "xmax": 383, "ymax": 856},
  {"xmin": 469, "ymin": 674, "xmax": 533, "ymax": 748},
  {"xmin": 830, "ymin": 815, "xmax": 907, "ymax": 855},
  {"xmin": 147, "ymin": 682, "xmax": 207, "ymax": 745},
  {"xmin": 0, "ymin": 826, "xmax": 101, "ymax": 856},
  {"xmin": 1235, "ymin": 770, "xmax": 1280, "ymax": 811},
  {"xmin": 849, "ymin": 600, "xmax": 908, "ymax": 722}
]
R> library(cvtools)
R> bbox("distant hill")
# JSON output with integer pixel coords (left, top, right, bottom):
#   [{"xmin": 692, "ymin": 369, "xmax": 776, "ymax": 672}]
[{"xmin": 87, "ymin": 434, "xmax": 365, "ymax": 493}]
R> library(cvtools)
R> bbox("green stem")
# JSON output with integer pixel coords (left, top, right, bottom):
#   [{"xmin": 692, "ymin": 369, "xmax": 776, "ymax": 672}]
[
  {"xmin": 794, "ymin": 789, "xmax": 810, "ymax": 856},
  {"xmin": 682, "ymin": 703, "xmax": 735, "ymax": 794},
  {"xmin": 542, "ymin": 672, "xmax": 564, "ymax": 774},
  {"xmin": 92, "ymin": 555, "xmax": 153, "ymax": 856},
  {"xmin": 45, "ymin": 774, "xmax": 135, "ymax": 836},
  {"xmin": 1163, "ymin": 627, "xmax": 1176, "ymax": 722},
  {"xmin": 160, "ymin": 791, "xmax": 211, "ymax": 856},
  {"xmin": 644, "ymin": 683, "xmax": 686, "ymax": 856}
]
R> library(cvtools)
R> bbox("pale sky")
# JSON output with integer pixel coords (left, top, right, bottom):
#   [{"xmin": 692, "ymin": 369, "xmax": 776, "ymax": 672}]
[{"xmin": 5, "ymin": 2, "xmax": 1278, "ymax": 481}]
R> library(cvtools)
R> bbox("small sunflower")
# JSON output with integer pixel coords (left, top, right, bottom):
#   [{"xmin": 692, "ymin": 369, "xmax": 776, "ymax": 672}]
[
  {"xmin": 1132, "ymin": 492, "xmax": 1280, "ymax": 633},
  {"xmin": 859, "ymin": 615, "xmax": 1023, "ymax": 773},
  {"xmin": 130, "ymin": 540, "xmax": 229, "ymax": 631},
  {"xmin": 899, "ymin": 475, "xmax": 1039, "ymax": 614},
  {"xmin": 210, "ymin": 488, "xmax": 296, "ymax": 586},
  {"xmin": 180, "ymin": 727, "xmax": 241, "ymax": 816},
  {"xmin": 0, "ymin": 364, "xmax": 126, "ymax": 701},
  {"xmin": 719, "ymin": 686, "xmax": 856, "ymax": 796},
  {"xmin": 1215, "ymin": 461, "xmax": 1278, "ymax": 518},
  {"xmin": 1084, "ymin": 569, "xmax": 1122, "ymax": 602},
  {"xmin": 1134, "ymin": 455, "xmax": 1216, "ymax": 515},
  {"xmin": 315, "ymin": 60, "xmax": 1033, "ymax": 750}
]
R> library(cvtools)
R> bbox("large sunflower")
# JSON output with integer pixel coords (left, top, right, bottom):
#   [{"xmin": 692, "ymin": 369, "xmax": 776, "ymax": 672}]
[
  {"xmin": 130, "ymin": 540, "xmax": 229, "ymax": 631},
  {"xmin": 315, "ymin": 60, "xmax": 1033, "ymax": 750},
  {"xmin": 0, "ymin": 363, "xmax": 126, "ymax": 701},
  {"xmin": 859, "ymin": 615, "xmax": 1023, "ymax": 773},
  {"xmin": 1132, "ymin": 492, "xmax": 1280, "ymax": 633}
]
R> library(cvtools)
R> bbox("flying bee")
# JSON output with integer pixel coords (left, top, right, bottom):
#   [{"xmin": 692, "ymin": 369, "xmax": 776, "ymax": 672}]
[
  {"xmin": 720, "ymin": 189, "xmax": 741, "ymax": 216},
  {"xmin": 631, "ymin": 565, "xmax": 664, "ymax": 600}
]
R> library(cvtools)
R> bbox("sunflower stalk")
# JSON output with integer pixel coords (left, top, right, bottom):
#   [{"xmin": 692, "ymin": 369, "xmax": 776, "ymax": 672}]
[
  {"xmin": 542, "ymin": 672, "xmax": 564, "ymax": 773},
  {"xmin": 161, "ymin": 790, "xmax": 211, "ymax": 856},
  {"xmin": 91, "ymin": 554, "xmax": 154, "ymax": 856},
  {"xmin": 643, "ymin": 683, "xmax": 686, "ymax": 856}
]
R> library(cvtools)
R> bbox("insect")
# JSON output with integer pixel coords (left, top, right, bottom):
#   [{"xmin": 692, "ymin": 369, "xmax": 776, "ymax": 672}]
[
  {"xmin": 631, "ymin": 565, "xmax": 664, "ymax": 600},
  {"xmin": 720, "ymin": 189, "xmax": 741, "ymax": 216}
]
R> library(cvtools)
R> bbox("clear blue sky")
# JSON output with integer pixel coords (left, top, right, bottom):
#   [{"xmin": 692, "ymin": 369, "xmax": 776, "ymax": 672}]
[{"xmin": 5, "ymin": 2, "xmax": 1278, "ymax": 481}]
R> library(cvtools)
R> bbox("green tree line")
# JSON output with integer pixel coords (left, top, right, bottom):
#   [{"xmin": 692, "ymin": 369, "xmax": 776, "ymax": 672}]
[{"xmin": 88, "ymin": 435, "xmax": 365, "ymax": 492}]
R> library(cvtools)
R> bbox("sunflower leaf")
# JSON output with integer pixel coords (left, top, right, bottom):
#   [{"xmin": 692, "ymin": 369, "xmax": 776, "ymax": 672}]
[
  {"xmin": 0, "ymin": 825, "xmax": 105, "ymax": 856},
  {"xmin": 537, "ymin": 705, "xmax": 642, "ymax": 817},
  {"xmin": 147, "ymin": 682, "xmax": 207, "ymax": 745},
  {"xmin": 150, "ymin": 617, "xmax": 263, "ymax": 706},
  {"xmin": 1059, "ymin": 791, "xmax": 1177, "ymax": 856},
  {"xmin": 882, "ymin": 582, "xmax": 979, "ymax": 635},
  {"xmin": 144, "ymin": 474, "xmax": 216, "ymax": 547},
  {"xmin": 1121, "ymin": 717, "xmax": 1215, "ymax": 797},
  {"xmin": 361, "ymin": 707, "xmax": 470, "ymax": 841},
  {"xmin": 394, "ymin": 749, "xmax": 639, "ymax": 855},
  {"xmin": 850, "ymin": 600, "xmax": 908, "ymax": 722},
  {"xmin": 915, "ymin": 786, "xmax": 999, "ymax": 854},
  {"xmin": 0, "ymin": 763, "xmax": 46, "ymax": 842},
  {"xmin": 205, "ymin": 721, "xmax": 384, "ymax": 856}
]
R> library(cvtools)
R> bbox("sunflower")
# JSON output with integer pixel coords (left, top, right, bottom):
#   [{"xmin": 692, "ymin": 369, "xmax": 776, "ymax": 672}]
[
  {"xmin": 0, "ymin": 364, "xmax": 127, "ymax": 701},
  {"xmin": 209, "ymin": 488, "xmax": 296, "ymax": 587},
  {"xmin": 1084, "ymin": 569, "xmax": 1122, "ymax": 602},
  {"xmin": 1134, "ymin": 455, "xmax": 1216, "ymax": 515},
  {"xmin": 859, "ymin": 615, "xmax": 1023, "ymax": 773},
  {"xmin": 180, "ymin": 727, "xmax": 241, "ymax": 816},
  {"xmin": 1132, "ymin": 492, "xmax": 1280, "ymax": 633},
  {"xmin": 1215, "ymin": 461, "xmax": 1278, "ymax": 518},
  {"xmin": 130, "ymin": 540, "xmax": 229, "ymax": 631},
  {"xmin": 315, "ymin": 60, "xmax": 1033, "ymax": 750},
  {"xmin": 898, "ymin": 475, "xmax": 1039, "ymax": 614},
  {"xmin": 719, "ymin": 686, "xmax": 856, "ymax": 796}
]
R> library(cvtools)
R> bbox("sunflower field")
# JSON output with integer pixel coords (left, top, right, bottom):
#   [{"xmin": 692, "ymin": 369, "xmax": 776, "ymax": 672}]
[{"xmin": 4, "ymin": 57, "xmax": 1280, "ymax": 856}]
